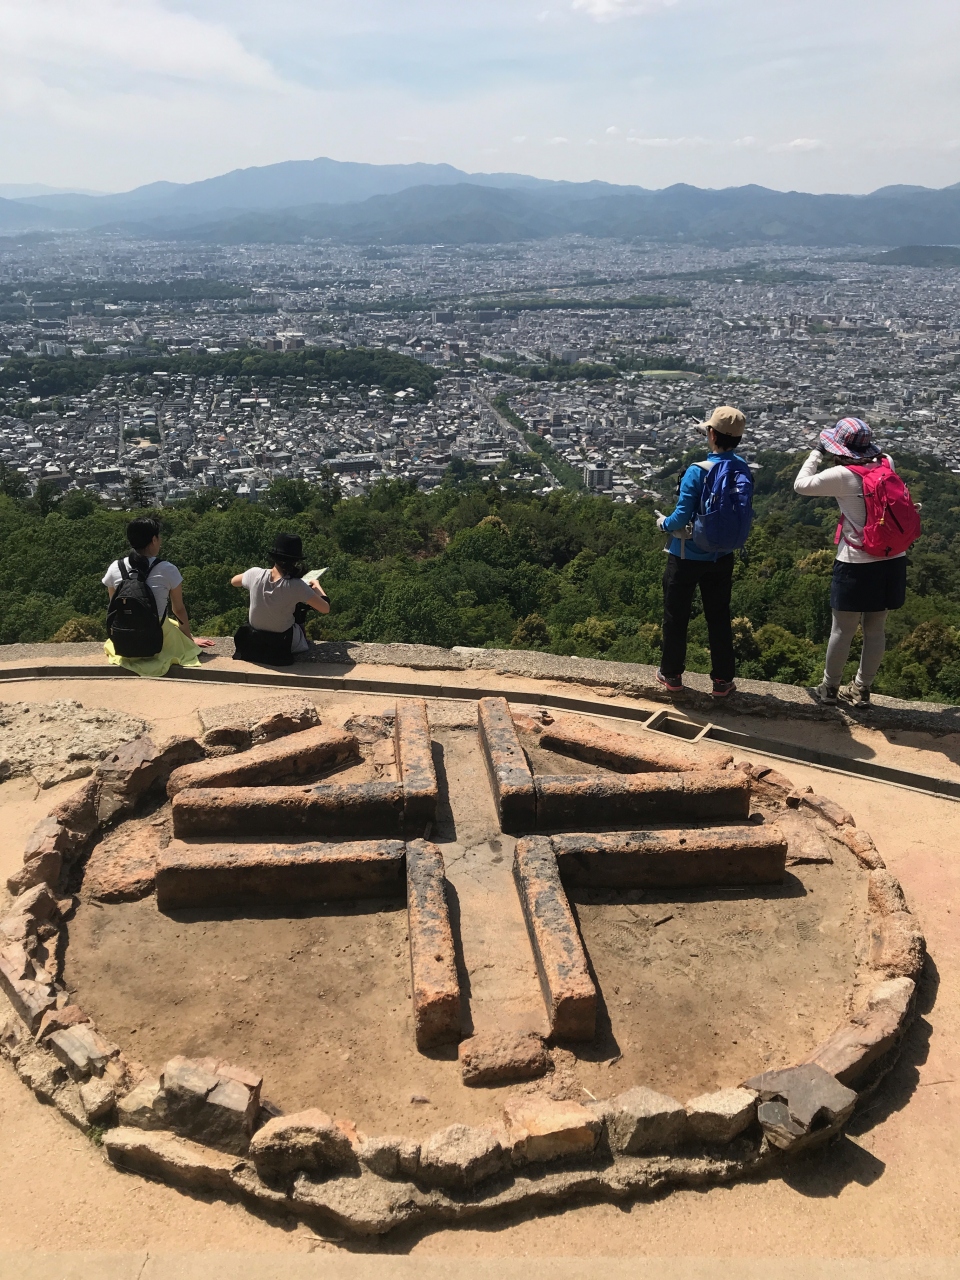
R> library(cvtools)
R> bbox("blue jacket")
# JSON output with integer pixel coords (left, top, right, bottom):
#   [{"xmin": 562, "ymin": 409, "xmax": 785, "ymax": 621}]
[{"xmin": 661, "ymin": 451, "xmax": 747, "ymax": 562}]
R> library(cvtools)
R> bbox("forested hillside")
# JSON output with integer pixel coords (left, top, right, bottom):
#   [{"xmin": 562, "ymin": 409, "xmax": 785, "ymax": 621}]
[{"xmin": 3, "ymin": 450, "xmax": 960, "ymax": 703}]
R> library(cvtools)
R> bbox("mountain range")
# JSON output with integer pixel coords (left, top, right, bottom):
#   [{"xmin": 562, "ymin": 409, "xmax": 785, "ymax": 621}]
[{"xmin": 2, "ymin": 156, "xmax": 960, "ymax": 248}]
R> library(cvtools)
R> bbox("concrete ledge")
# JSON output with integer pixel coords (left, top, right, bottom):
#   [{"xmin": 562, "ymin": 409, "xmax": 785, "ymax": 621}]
[
  {"xmin": 513, "ymin": 837, "xmax": 597, "ymax": 1041},
  {"xmin": 406, "ymin": 839, "xmax": 461, "ymax": 1050},
  {"xmin": 550, "ymin": 825, "xmax": 787, "ymax": 888},
  {"xmin": 534, "ymin": 770, "xmax": 752, "ymax": 833},
  {"xmin": 395, "ymin": 699, "xmax": 439, "ymax": 838},
  {"xmin": 155, "ymin": 839, "xmax": 406, "ymax": 910},
  {"xmin": 478, "ymin": 697, "xmax": 536, "ymax": 833},
  {"xmin": 166, "ymin": 726, "xmax": 359, "ymax": 797},
  {"xmin": 170, "ymin": 782, "xmax": 404, "ymax": 840}
]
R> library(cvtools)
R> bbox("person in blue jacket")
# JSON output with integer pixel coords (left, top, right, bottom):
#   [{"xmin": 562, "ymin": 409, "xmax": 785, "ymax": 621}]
[{"xmin": 655, "ymin": 405, "xmax": 747, "ymax": 698}]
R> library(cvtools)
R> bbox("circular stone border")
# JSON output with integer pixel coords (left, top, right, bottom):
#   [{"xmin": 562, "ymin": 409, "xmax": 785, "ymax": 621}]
[{"xmin": 0, "ymin": 709, "xmax": 926, "ymax": 1238}]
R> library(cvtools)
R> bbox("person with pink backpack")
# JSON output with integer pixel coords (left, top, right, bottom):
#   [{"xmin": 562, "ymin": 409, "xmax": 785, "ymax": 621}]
[{"xmin": 794, "ymin": 417, "xmax": 922, "ymax": 707}]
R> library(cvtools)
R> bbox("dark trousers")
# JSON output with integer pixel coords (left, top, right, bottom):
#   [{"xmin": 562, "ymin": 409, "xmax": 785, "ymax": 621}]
[{"xmin": 661, "ymin": 552, "xmax": 735, "ymax": 682}]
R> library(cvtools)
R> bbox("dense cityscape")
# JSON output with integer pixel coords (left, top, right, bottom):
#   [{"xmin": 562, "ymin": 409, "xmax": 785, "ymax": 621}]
[{"xmin": 2, "ymin": 234, "xmax": 960, "ymax": 507}]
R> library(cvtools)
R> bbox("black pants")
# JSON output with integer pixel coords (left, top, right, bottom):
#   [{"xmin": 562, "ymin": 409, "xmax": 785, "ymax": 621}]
[{"xmin": 661, "ymin": 552, "xmax": 735, "ymax": 682}]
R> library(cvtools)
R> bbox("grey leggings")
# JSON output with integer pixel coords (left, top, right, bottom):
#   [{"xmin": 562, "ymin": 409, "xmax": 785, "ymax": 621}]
[{"xmin": 823, "ymin": 610, "xmax": 888, "ymax": 687}]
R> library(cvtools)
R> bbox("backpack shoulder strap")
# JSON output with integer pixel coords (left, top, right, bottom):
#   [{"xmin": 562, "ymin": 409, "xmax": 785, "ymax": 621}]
[{"xmin": 117, "ymin": 559, "xmax": 130, "ymax": 581}]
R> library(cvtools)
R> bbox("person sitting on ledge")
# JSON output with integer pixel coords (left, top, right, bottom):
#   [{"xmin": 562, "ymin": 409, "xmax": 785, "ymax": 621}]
[
  {"xmin": 103, "ymin": 515, "xmax": 214, "ymax": 677},
  {"xmin": 231, "ymin": 532, "xmax": 330, "ymax": 666}
]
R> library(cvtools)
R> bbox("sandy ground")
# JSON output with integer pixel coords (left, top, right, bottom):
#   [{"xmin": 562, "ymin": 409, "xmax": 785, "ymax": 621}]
[{"xmin": 0, "ymin": 671, "xmax": 957, "ymax": 1264}]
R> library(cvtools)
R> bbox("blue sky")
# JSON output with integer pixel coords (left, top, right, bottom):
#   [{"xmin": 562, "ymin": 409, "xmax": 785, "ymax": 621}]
[{"xmin": 0, "ymin": 0, "xmax": 958, "ymax": 194}]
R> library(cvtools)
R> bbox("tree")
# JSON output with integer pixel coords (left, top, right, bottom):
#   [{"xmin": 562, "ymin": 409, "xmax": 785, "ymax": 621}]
[
  {"xmin": 0, "ymin": 462, "xmax": 28, "ymax": 500},
  {"xmin": 127, "ymin": 473, "xmax": 152, "ymax": 508},
  {"xmin": 511, "ymin": 613, "xmax": 551, "ymax": 649},
  {"xmin": 30, "ymin": 479, "xmax": 62, "ymax": 518}
]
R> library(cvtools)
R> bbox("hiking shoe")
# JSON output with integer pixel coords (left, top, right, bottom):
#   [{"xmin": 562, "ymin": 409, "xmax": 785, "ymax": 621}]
[
  {"xmin": 711, "ymin": 678, "xmax": 737, "ymax": 698},
  {"xmin": 812, "ymin": 682, "xmax": 840, "ymax": 706},
  {"xmin": 656, "ymin": 669, "xmax": 684, "ymax": 693},
  {"xmin": 840, "ymin": 680, "xmax": 871, "ymax": 707}
]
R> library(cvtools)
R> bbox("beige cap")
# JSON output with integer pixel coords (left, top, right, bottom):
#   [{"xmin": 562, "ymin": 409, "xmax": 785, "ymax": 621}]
[{"xmin": 700, "ymin": 405, "xmax": 746, "ymax": 438}]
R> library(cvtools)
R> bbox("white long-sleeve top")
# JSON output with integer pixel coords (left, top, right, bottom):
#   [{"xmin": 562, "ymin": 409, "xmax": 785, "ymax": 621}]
[{"xmin": 793, "ymin": 449, "xmax": 905, "ymax": 564}]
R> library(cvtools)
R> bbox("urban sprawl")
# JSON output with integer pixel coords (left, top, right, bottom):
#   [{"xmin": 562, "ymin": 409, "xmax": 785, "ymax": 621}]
[{"xmin": 3, "ymin": 236, "xmax": 960, "ymax": 506}]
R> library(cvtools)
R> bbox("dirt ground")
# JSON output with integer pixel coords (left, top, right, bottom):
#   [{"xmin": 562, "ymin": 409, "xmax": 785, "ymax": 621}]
[{"xmin": 0, "ymin": 669, "xmax": 957, "ymax": 1264}]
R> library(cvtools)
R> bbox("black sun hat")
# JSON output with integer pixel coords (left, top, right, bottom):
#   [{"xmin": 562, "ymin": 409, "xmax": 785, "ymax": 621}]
[{"xmin": 269, "ymin": 532, "xmax": 304, "ymax": 562}]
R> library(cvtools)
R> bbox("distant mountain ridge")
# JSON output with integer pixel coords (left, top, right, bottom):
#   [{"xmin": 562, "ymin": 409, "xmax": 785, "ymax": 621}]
[{"xmin": 1, "ymin": 155, "xmax": 960, "ymax": 247}]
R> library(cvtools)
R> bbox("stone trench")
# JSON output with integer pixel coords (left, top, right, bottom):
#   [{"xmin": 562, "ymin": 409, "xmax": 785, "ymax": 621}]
[{"xmin": 0, "ymin": 692, "xmax": 926, "ymax": 1238}]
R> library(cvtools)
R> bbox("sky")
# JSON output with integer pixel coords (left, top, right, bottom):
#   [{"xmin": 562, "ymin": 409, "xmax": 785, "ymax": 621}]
[{"xmin": 1, "ymin": 0, "xmax": 958, "ymax": 196}]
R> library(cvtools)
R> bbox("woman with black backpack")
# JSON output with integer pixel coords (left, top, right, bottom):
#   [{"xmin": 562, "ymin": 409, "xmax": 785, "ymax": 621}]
[
  {"xmin": 231, "ymin": 532, "xmax": 330, "ymax": 666},
  {"xmin": 103, "ymin": 516, "xmax": 214, "ymax": 676}
]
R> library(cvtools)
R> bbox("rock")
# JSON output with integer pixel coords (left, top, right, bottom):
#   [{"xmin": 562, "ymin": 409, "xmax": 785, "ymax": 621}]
[
  {"xmin": 757, "ymin": 1100, "xmax": 807, "ymax": 1149},
  {"xmin": 785, "ymin": 785, "xmax": 814, "ymax": 807},
  {"xmin": 749, "ymin": 766, "xmax": 797, "ymax": 794},
  {"xmin": 23, "ymin": 816, "xmax": 74, "ymax": 859},
  {"xmin": 83, "ymin": 827, "xmax": 160, "ymax": 902},
  {"xmin": 37, "ymin": 1005, "xmax": 91, "ymax": 1040},
  {"xmin": 167, "ymin": 725, "xmax": 357, "ymax": 797},
  {"xmin": 540, "ymin": 715, "xmax": 731, "ymax": 774},
  {"xmin": 248, "ymin": 1108, "xmax": 357, "ymax": 1179},
  {"xmin": 342, "ymin": 714, "xmax": 394, "ymax": 744},
  {"xmin": 833, "ymin": 826, "xmax": 885, "ymax": 869},
  {"xmin": 418, "ymin": 1124, "xmax": 505, "ymax": 1189},
  {"xmin": 604, "ymin": 1086, "xmax": 687, "ymax": 1154},
  {"xmin": 744, "ymin": 1064, "xmax": 857, "ymax": 1149},
  {"xmin": 117, "ymin": 1078, "xmax": 166, "ymax": 1130},
  {"xmin": 47, "ymin": 1023, "xmax": 119, "ymax": 1079},
  {"xmin": 16, "ymin": 1044, "xmax": 67, "ymax": 1102},
  {"xmin": 868, "ymin": 911, "xmax": 925, "ymax": 979},
  {"xmin": 806, "ymin": 977, "xmax": 916, "ymax": 1086},
  {"xmin": 868, "ymin": 870, "xmax": 908, "ymax": 917},
  {"xmin": 511, "ymin": 713, "xmax": 545, "ymax": 736},
  {"xmin": 80, "ymin": 1077, "xmax": 116, "ymax": 1122},
  {"xmin": 154, "ymin": 735, "xmax": 206, "ymax": 772},
  {"xmin": 459, "ymin": 1031, "xmax": 549, "ymax": 1087},
  {"xmin": 798, "ymin": 793, "xmax": 855, "ymax": 828},
  {"xmin": 104, "ymin": 1128, "xmax": 243, "ymax": 1194},
  {"xmin": 157, "ymin": 1055, "xmax": 259, "ymax": 1155},
  {"xmin": 53, "ymin": 1081, "xmax": 88, "ymax": 1128},
  {"xmin": 0, "ymin": 947, "xmax": 57, "ymax": 1031},
  {"xmin": 685, "ymin": 1087, "xmax": 757, "ymax": 1143},
  {"xmin": 358, "ymin": 1134, "xmax": 420, "ymax": 1179},
  {"xmin": 503, "ymin": 1095, "xmax": 601, "ymax": 1163},
  {"xmin": 50, "ymin": 778, "xmax": 101, "ymax": 839},
  {"xmin": 293, "ymin": 1166, "xmax": 433, "ymax": 1237},
  {"xmin": 775, "ymin": 810, "xmax": 833, "ymax": 866},
  {"xmin": 199, "ymin": 696, "xmax": 320, "ymax": 749},
  {"xmin": 6, "ymin": 849, "xmax": 62, "ymax": 895},
  {"xmin": 97, "ymin": 737, "xmax": 162, "ymax": 823},
  {"xmin": 33, "ymin": 763, "xmax": 93, "ymax": 790}
]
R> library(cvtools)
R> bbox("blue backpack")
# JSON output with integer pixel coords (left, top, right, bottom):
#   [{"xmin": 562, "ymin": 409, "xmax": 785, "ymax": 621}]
[{"xmin": 690, "ymin": 456, "xmax": 754, "ymax": 554}]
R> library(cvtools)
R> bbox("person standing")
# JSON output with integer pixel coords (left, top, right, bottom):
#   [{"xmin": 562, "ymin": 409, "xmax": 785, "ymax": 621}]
[
  {"xmin": 794, "ymin": 417, "xmax": 919, "ymax": 706},
  {"xmin": 656, "ymin": 406, "xmax": 753, "ymax": 698}
]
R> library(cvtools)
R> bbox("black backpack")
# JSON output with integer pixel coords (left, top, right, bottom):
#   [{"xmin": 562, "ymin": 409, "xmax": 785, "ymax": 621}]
[{"xmin": 106, "ymin": 557, "xmax": 165, "ymax": 657}]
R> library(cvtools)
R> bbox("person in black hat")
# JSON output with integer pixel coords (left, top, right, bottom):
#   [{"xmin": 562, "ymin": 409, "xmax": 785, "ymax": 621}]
[{"xmin": 230, "ymin": 532, "xmax": 329, "ymax": 665}]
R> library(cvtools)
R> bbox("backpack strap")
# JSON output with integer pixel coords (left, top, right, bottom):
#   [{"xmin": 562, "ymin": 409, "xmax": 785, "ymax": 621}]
[{"xmin": 117, "ymin": 559, "xmax": 130, "ymax": 581}]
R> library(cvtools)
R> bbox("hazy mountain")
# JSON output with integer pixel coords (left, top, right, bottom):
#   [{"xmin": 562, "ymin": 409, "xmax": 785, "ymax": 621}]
[
  {"xmin": 871, "ymin": 245, "xmax": 960, "ymax": 266},
  {"xmin": 171, "ymin": 180, "xmax": 960, "ymax": 248},
  {"xmin": 12, "ymin": 157, "xmax": 565, "ymax": 226},
  {"xmin": 6, "ymin": 155, "xmax": 960, "ymax": 246},
  {"xmin": 0, "ymin": 183, "xmax": 108, "ymax": 199}
]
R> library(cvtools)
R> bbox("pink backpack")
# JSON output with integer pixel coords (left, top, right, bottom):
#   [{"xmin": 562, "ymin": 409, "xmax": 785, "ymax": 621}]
[{"xmin": 835, "ymin": 459, "xmax": 922, "ymax": 558}]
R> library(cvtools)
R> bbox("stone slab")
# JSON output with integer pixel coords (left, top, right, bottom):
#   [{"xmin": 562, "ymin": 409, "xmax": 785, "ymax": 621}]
[
  {"xmin": 406, "ymin": 839, "xmax": 460, "ymax": 1050},
  {"xmin": 534, "ymin": 769, "xmax": 751, "ymax": 832},
  {"xmin": 83, "ymin": 826, "xmax": 159, "ymax": 902},
  {"xmin": 806, "ymin": 977, "xmax": 916, "ymax": 1086},
  {"xmin": 503, "ymin": 1095, "xmax": 600, "ymax": 1163},
  {"xmin": 198, "ymin": 695, "xmax": 320, "ymax": 748},
  {"xmin": 166, "ymin": 725, "xmax": 358, "ymax": 796},
  {"xmin": 513, "ymin": 837, "xmax": 596, "ymax": 1040},
  {"xmin": 395, "ymin": 699, "xmax": 438, "ymax": 837},
  {"xmin": 549, "ymin": 825, "xmax": 786, "ymax": 888},
  {"xmin": 478, "ymin": 697, "xmax": 536, "ymax": 834},
  {"xmin": 103, "ymin": 1128, "xmax": 242, "ymax": 1193},
  {"xmin": 540, "ymin": 715, "xmax": 731, "ymax": 774},
  {"xmin": 156, "ymin": 839, "xmax": 406, "ymax": 910},
  {"xmin": 170, "ymin": 780, "xmax": 404, "ymax": 840},
  {"xmin": 458, "ymin": 1030, "xmax": 549, "ymax": 1086}
]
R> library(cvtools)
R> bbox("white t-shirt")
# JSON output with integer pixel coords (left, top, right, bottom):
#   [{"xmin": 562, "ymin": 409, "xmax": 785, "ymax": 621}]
[
  {"xmin": 102, "ymin": 557, "xmax": 183, "ymax": 620},
  {"xmin": 793, "ymin": 450, "xmax": 906, "ymax": 565},
  {"xmin": 240, "ymin": 567, "xmax": 316, "ymax": 653}
]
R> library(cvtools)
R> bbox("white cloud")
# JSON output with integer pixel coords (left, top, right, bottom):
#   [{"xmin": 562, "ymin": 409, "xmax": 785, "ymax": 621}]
[
  {"xmin": 769, "ymin": 137, "xmax": 825, "ymax": 152},
  {"xmin": 733, "ymin": 136, "xmax": 758, "ymax": 148},
  {"xmin": 572, "ymin": 0, "xmax": 677, "ymax": 20},
  {"xmin": 606, "ymin": 125, "xmax": 621, "ymax": 136},
  {"xmin": 548, "ymin": 136, "xmax": 569, "ymax": 144}
]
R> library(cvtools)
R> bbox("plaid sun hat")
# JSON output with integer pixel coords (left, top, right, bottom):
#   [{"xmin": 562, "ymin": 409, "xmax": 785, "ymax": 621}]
[{"xmin": 819, "ymin": 417, "xmax": 881, "ymax": 460}]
